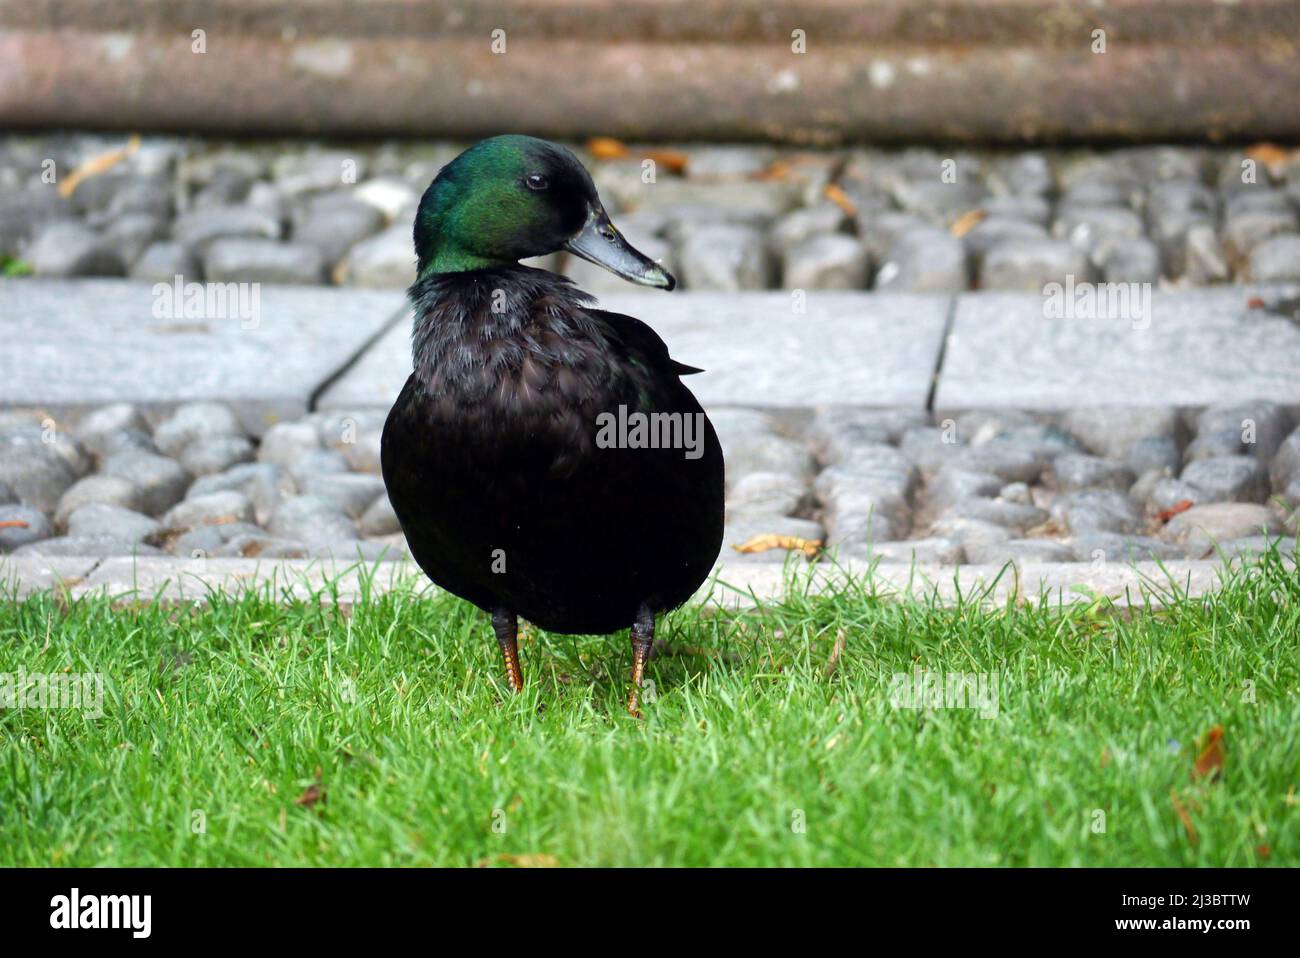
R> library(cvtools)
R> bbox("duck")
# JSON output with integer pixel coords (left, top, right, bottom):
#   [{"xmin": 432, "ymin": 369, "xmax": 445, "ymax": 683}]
[{"xmin": 380, "ymin": 135, "xmax": 725, "ymax": 717}]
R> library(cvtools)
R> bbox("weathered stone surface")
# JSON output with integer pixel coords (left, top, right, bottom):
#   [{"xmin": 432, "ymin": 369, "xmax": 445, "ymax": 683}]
[
  {"xmin": 937, "ymin": 288, "xmax": 1300, "ymax": 410},
  {"xmin": 13, "ymin": 534, "xmax": 165, "ymax": 557},
  {"xmin": 178, "ymin": 435, "xmax": 255, "ymax": 476},
  {"xmin": 1050, "ymin": 489, "xmax": 1144, "ymax": 534},
  {"xmin": 782, "ymin": 234, "xmax": 869, "ymax": 290},
  {"xmin": 1049, "ymin": 453, "xmax": 1135, "ymax": 492},
  {"xmin": 0, "ymin": 280, "xmax": 405, "ymax": 430},
  {"xmin": 154, "ymin": 401, "xmax": 245, "ymax": 457},
  {"xmin": 838, "ymin": 536, "xmax": 965, "ymax": 564},
  {"xmin": 966, "ymin": 538, "xmax": 1075, "ymax": 564},
  {"xmin": 172, "ymin": 206, "xmax": 281, "ymax": 248},
  {"xmin": 0, "ymin": 556, "xmax": 99, "ymax": 597},
  {"xmin": 54, "ymin": 474, "xmax": 144, "ymax": 526},
  {"xmin": 725, "ymin": 471, "xmax": 806, "ymax": 517},
  {"xmin": 319, "ymin": 293, "xmax": 950, "ymax": 410},
  {"xmin": 359, "ymin": 493, "xmax": 401, "ymax": 537},
  {"xmin": 809, "ymin": 407, "xmax": 928, "ymax": 463},
  {"xmin": 160, "ymin": 491, "xmax": 256, "ymax": 532},
  {"xmin": 269, "ymin": 495, "xmax": 358, "ymax": 545},
  {"xmin": 337, "ymin": 223, "xmax": 417, "ymax": 287},
  {"xmin": 187, "ymin": 462, "xmax": 295, "ymax": 526},
  {"xmin": 0, "ymin": 427, "xmax": 79, "ymax": 512},
  {"xmin": 1069, "ymin": 532, "xmax": 1186, "ymax": 562},
  {"xmin": 204, "ymin": 238, "xmax": 326, "ymax": 285},
  {"xmin": 979, "ymin": 238, "xmax": 1090, "ymax": 291},
  {"xmin": 299, "ymin": 473, "xmax": 387, "ymax": 519},
  {"xmin": 1159, "ymin": 503, "xmax": 1282, "ymax": 549},
  {"xmin": 65, "ymin": 503, "xmax": 160, "ymax": 544},
  {"xmin": 874, "ymin": 227, "xmax": 967, "ymax": 293},
  {"xmin": 0, "ymin": 504, "xmax": 53, "ymax": 552},
  {"xmin": 100, "ymin": 451, "xmax": 190, "ymax": 516},
  {"xmin": 1180, "ymin": 455, "xmax": 1269, "ymax": 503},
  {"xmin": 940, "ymin": 497, "xmax": 1047, "ymax": 533},
  {"xmin": 679, "ymin": 225, "xmax": 772, "ymax": 291},
  {"xmin": 27, "ymin": 221, "xmax": 126, "ymax": 277}
]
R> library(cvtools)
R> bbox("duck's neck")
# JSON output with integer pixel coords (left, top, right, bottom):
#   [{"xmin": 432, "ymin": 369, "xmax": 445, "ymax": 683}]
[{"xmin": 417, "ymin": 245, "xmax": 514, "ymax": 281}]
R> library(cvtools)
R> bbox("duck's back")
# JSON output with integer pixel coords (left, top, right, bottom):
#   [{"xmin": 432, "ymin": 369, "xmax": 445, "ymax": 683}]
[{"xmin": 381, "ymin": 267, "xmax": 724, "ymax": 634}]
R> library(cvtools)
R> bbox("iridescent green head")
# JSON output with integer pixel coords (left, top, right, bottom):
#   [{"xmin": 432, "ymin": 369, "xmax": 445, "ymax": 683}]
[{"xmin": 413, "ymin": 134, "xmax": 674, "ymax": 289}]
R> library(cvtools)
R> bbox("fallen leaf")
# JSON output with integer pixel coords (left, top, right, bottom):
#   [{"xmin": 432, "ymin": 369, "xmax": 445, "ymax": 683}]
[
  {"xmin": 1192, "ymin": 725, "xmax": 1225, "ymax": 782},
  {"xmin": 586, "ymin": 137, "xmax": 628, "ymax": 161},
  {"xmin": 1100, "ymin": 747, "xmax": 1111, "ymax": 770},
  {"xmin": 1255, "ymin": 843, "xmax": 1271, "ymax": 860},
  {"xmin": 1246, "ymin": 296, "xmax": 1267, "ymax": 310},
  {"xmin": 824, "ymin": 629, "xmax": 846, "ymax": 677},
  {"xmin": 1155, "ymin": 499, "xmax": 1194, "ymax": 524},
  {"xmin": 733, "ymin": 533, "xmax": 822, "ymax": 558},
  {"xmin": 1244, "ymin": 142, "xmax": 1299, "ymax": 179},
  {"xmin": 643, "ymin": 148, "xmax": 689, "ymax": 175},
  {"xmin": 752, "ymin": 159, "xmax": 793, "ymax": 182},
  {"xmin": 58, "ymin": 135, "xmax": 141, "ymax": 199},
  {"xmin": 0, "ymin": 520, "xmax": 29, "ymax": 529},
  {"xmin": 950, "ymin": 208, "xmax": 988, "ymax": 238},
  {"xmin": 295, "ymin": 784, "xmax": 325, "ymax": 808},
  {"xmin": 823, "ymin": 183, "xmax": 858, "ymax": 217},
  {"xmin": 476, "ymin": 853, "xmax": 558, "ymax": 868},
  {"xmin": 1170, "ymin": 790, "xmax": 1200, "ymax": 846}
]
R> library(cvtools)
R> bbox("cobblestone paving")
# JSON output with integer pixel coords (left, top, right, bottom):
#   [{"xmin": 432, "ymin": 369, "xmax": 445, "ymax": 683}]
[
  {"xmin": 2, "ymin": 134, "xmax": 1298, "ymax": 291},
  {"xmin": 3, "ymin": 400, "xmax": 1297, "ymax": 567}
]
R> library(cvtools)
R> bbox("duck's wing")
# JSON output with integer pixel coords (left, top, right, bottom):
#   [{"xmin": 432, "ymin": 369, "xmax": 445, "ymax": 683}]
[{"xmin": 587, "ymin": 308, "xmax": 704, "ymax": 377}]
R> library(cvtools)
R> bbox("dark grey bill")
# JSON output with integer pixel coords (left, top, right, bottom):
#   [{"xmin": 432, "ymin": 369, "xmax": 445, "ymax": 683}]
[{"xmin": 564, "ymin": 206, "xmax": 676, "ymax": 290}]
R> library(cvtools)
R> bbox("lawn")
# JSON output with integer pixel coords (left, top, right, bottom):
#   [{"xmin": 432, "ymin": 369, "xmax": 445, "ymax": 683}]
[{"xmin": 1, "ymin": 552, "xmax": 1296, "ymax": 867}]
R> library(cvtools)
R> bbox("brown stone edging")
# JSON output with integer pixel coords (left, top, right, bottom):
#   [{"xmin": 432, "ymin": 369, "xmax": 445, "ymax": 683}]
[
  {"xmin": 1, "ymin": 0, "xmax": 1297, "ymax": 142},
  {"xmin": 1, "ymin": 555, "xmax": 1237, "ymax": 609}
]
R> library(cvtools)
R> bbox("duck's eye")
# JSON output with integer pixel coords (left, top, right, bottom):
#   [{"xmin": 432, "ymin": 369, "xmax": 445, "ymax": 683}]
[{"xmin": 525, "ymin": 173, "xmax": 549, "ymax": 191}]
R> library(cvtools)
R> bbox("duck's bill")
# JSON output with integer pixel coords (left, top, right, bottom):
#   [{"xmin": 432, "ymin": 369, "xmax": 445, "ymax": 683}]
[{"xmin": 565, "ymin": 207, "xmax": 676, "ymax": 291}]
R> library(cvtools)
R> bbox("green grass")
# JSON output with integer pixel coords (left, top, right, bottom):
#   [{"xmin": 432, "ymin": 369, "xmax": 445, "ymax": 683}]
[{"xmin": 1, "ymin": 552, "xmax": 1297, "ymax": 867}]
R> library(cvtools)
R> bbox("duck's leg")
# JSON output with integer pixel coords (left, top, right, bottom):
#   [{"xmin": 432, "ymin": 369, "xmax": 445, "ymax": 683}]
[
  {"xmin": 491, "ymin": 608, "xmax": 524, "ymax": 693},
  {"xmin": 627, "ymin": 603, "xmax": 655, "ymax": 718}
]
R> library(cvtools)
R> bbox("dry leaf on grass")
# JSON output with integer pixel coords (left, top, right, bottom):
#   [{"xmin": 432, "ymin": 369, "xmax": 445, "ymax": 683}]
[
  {"xmin": 1170, "ymin": 790, "xmax": 1200, "ymax": 846},
  {"xmin": 824, "ymin": 629, "xmax": 846, "ymax": 677},
  {"xmin": 476, "ymin": 853, "xmax": 558, "ymax": 868},
  {"xmin": 1192, "ymin": 725, "xmax": 1225, "ymax": 782},
  {"xmin": 733, "ymin": 533, "xmax": 822, "ymax": 558}
]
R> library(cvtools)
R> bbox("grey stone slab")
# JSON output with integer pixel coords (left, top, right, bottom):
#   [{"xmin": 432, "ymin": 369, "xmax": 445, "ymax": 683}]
[
  {"xmin": 0, "ymin": 556, "xmax": 100, "ymax": 598},
  {"xmin": 70, "ymin": 556, "xmax": 430, "ymax": 604},
  {"xmin": 1, "ymin": 554, "xmax": 1235, "ymax": 609},
  {"xmin": 705, "ymin": 559, "xmax": 1018, "ymax": 609},
  {"xmin": 318, "ymin": 292, "xmax": 952, "ymax": 411},
  {"xmin": 0, "ymin": 279, "xmax": 406, "ymax": 435},
  {"xmin": 935, "ymin": 286, "xmax": 1300, "ymax": 411},
  {"xmin": 1018, "ymin": 560, "xmax": 1227, "ymax": 607}
]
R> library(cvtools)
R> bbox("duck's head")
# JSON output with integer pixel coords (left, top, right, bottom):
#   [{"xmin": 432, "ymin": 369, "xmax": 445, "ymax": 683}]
[{"xmin": 413, "ymin": 134, "xmax": 675, "ymax": 290}]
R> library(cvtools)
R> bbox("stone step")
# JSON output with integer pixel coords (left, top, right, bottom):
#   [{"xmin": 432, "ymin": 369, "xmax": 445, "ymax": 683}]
[
  {"xmin": 4, "ymin": 282, "xmax": 1300, "ymax": 430},
  {"xmin": 0, "ymin": 279, "xmax": 406, "ymax": 435},
  {"xmin": 0, "ymin": 554, "xmax": 1245, "ymax": 610}
]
